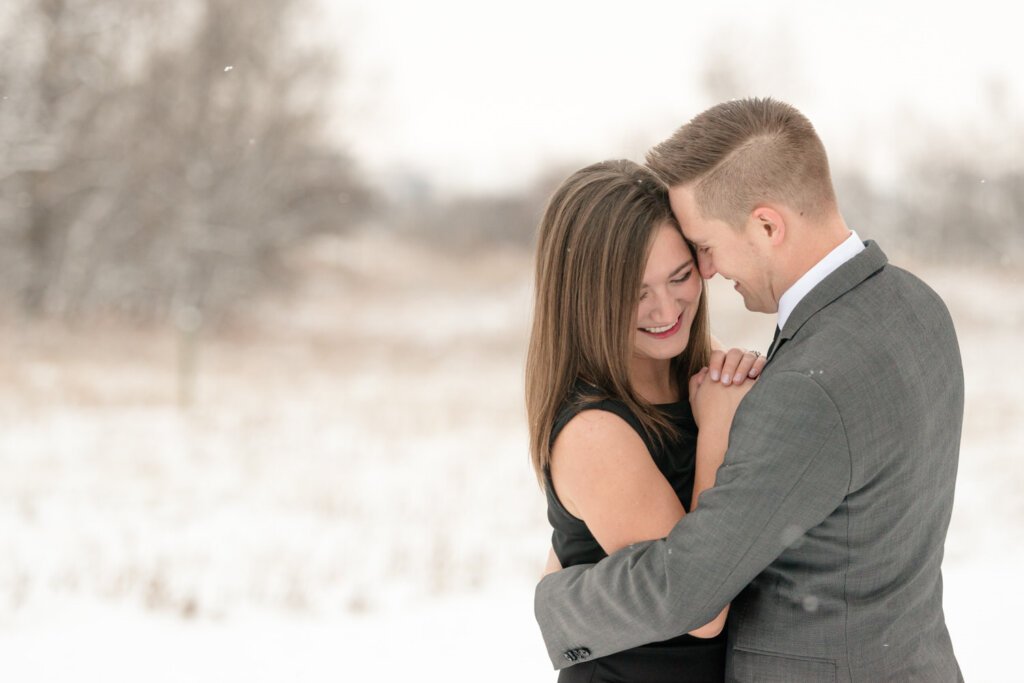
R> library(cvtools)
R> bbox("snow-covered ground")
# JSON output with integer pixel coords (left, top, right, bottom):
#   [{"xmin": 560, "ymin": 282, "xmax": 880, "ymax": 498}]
[{"xmin": 1, "ymin": 232, "xmax": 1019, "ymax": 681}]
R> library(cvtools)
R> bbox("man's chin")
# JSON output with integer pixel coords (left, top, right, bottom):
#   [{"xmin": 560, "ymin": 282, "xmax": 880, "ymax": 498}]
[{"xmin": 741, "ymin": 297, "xmax": 771, "ymax": 314}]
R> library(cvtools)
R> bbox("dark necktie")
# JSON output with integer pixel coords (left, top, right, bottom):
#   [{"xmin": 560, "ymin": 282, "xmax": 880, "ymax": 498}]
[{"xmin": 767, "ymin": 325, "xmax": 781, "ymax": 357}]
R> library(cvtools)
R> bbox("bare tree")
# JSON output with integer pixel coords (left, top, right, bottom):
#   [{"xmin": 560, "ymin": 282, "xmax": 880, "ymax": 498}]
[{"xmin": 0, "ymin": 0, "xmax": 370, "ymax": 323}]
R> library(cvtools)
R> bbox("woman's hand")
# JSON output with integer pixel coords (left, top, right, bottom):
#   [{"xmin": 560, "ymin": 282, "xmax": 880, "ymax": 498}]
[
  {"xmin": 689, "ymin": 367, "xmax": 756, "ymax": 508},
  {"xmin": 705, "ymin": 347, "xmax": 765, "ymax": 386},
  {"xmin": 688, "ymin": 366, "xmax": 756, "ymax": 432}
]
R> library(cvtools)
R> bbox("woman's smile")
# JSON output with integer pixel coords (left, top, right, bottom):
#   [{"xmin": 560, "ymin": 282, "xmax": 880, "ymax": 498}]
[{"xmin": 639, "ymin": 312, "xmax": 683, "ymax": 339}]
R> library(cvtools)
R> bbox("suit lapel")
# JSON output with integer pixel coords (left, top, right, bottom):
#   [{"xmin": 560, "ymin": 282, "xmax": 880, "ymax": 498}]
[{"xmin": 766, "ymin": 241, "xmax": 888, "ymax": 363}]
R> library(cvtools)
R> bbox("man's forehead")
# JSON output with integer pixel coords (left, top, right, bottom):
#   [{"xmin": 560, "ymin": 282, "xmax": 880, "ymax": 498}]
[
  {"xmin": 667, "ymin": 184, "xmax": 692, "ymax": 206},
  {"xmin": 668, "ymin": 186, "xmax": 699, "ymax": 220},
  {"xmin": 671, "ymin": 207, "xmax": 707, "ymax": 242},
  {"xmin": 667, "ymin": 185, "xmax": 712, "ymax": 241}
]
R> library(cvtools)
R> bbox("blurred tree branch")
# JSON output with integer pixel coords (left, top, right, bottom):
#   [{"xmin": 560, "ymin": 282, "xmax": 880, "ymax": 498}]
[{"xmin": 0, "ymin": 0, "xmax": 371, "ymax": 323}]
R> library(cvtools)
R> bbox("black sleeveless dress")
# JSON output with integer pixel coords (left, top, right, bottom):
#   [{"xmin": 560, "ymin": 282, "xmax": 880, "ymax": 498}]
[{"xmin": 544, "ymin": 387, "xmax": 726, "ymax": 683}]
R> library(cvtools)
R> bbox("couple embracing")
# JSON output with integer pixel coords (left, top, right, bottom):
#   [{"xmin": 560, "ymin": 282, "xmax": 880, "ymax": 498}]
[{"xmin": 526, "ymin": 98, "xmax": 963, "ymax": 682}]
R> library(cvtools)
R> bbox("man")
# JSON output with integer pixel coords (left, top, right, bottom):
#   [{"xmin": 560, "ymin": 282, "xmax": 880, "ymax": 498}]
[{"xmin": 535, "ymin": 98, "xmax": 964, "ymax": 681}]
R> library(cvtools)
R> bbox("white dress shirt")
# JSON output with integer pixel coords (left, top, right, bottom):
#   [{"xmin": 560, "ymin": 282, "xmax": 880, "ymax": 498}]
[{"xmin": 776, "ymin": 231, "xmax": 864, "ymax": 330}]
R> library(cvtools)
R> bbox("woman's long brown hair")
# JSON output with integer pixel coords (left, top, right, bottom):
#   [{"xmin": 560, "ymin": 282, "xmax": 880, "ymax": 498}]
[{"xmin": 526, "ymin": 160, "xmax": 711, "ymax": 486}]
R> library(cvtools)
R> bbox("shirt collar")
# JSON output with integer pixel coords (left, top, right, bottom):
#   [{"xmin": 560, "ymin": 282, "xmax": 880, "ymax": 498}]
[{"xmin": 777, "ymin": 230, "xmax": 864, "ymax": 330}]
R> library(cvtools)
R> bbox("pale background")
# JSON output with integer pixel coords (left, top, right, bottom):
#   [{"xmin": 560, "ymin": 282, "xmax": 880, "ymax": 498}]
[{"xmin": 1, "ymin": 0, "xmax": 1021, "ymax": 680}]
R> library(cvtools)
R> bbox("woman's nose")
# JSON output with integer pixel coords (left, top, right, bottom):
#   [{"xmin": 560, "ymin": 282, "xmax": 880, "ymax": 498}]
[{"xmin": 650, "ymin": 291, "xmax": 683, "ymax": 321}]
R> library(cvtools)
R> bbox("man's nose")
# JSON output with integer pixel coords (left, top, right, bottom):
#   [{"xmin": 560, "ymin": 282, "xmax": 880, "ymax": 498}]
[{"xmin": 698, "ymin": 253, "xmax": 717, "ymax": 279}]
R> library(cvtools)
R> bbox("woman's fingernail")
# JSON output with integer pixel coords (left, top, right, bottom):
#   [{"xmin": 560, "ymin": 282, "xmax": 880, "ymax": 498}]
[
  {"xmin": 710, "ymin": 370, "xmax": 720, "ymax": 381},
  {"xmin": 722, "ymin": 374, "xmax": 731, "ymax": 385}
]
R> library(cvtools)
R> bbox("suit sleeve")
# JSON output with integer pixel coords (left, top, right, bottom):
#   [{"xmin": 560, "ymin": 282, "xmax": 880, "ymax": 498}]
[{"xmin": 534, "ymin": 371, "xmax": 852, "ymax": 669}]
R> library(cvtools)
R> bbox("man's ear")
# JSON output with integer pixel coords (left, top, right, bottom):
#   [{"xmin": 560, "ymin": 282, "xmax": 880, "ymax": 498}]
[{"xmin": 749, "ymin": 205, "xmax": 786, "ymax": 246}]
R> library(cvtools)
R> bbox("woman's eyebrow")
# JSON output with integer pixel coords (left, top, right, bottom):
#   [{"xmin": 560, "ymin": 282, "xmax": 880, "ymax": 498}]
[
  {"xmin": 641, "ymin": 259, "xmax": 694, "ymax": 288},
  {"xmin": 669, "ymin": 259, "xmax": 694, "ymax": 277}
]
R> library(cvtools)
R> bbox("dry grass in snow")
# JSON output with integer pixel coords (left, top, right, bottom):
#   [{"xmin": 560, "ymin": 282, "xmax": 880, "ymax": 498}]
[{"xmin": 1, "ymin": 231, "xmax": 1020, "ymax": 681}]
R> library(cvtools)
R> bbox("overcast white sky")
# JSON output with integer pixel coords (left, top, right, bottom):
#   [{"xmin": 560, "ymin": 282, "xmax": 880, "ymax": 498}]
[{"xmin": 319, "ymin": 0, "xmax": 1022, "ymax": 195}]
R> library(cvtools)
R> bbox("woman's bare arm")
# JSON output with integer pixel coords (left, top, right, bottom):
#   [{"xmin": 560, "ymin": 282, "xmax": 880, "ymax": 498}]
[
  {"xmin": 684, "ymin": 368, "xmax": 758, "ymax": 636},
  {"xmin": 549, "ymin": 409, "xmax": 723, "ymax": 638}
]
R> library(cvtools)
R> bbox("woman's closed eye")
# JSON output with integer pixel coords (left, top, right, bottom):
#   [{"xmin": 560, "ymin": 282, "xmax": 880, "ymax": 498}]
[{"xmin": 670, "ymin": 270, "xmax": 693, "ymax": 284}]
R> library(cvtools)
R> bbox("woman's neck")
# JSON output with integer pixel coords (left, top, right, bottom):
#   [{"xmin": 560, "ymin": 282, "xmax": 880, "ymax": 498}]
[{"xmin": 630, "ymin": 356, "xmax": 677, "ymax": 404}]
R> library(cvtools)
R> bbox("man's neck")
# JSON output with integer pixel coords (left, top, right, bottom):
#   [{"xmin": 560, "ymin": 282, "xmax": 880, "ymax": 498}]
[
  {"xmin": 776, "ymin": 217, "xmax": 851, "ymax": 297},
  {"xmin": 776, "ymin": 226, "xmax": 863, "ymax": 330}
]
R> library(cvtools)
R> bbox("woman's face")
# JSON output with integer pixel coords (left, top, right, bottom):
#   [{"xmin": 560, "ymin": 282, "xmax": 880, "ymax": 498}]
[{"xmin": 633, "ymin": 222, "xmax": 702, "ymax": 363}]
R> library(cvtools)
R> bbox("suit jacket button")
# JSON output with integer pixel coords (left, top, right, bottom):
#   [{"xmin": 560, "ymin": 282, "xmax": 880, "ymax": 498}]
[
  {"xmin": 577, "ymin": 648, "xmax": 591, "ymax": 660},
  {"xmin": 563, "ymin": 650, "xmax": 578, "ymax": 662}
]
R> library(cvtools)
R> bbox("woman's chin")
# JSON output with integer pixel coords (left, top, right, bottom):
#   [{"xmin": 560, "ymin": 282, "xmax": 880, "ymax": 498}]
[{"xmin": 635, "ymin": 340, "xmax": 689, "ymax": 362}]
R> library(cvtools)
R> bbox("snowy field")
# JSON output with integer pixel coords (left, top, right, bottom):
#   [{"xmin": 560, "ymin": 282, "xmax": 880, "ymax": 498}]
[{"xmin": 1, "ymin": 231, "xmax": 1021, "ymax": 681}]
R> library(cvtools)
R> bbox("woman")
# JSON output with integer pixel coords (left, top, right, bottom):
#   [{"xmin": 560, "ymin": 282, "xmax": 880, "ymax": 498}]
[{"xmin": 526, "ymin": 160, "xmax": 761, "ymax": 682}]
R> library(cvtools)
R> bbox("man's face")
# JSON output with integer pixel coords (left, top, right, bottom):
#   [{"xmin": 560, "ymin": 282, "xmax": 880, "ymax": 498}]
[{"xmin": 668, "ymin": 184, "xmax": 778, "ymax": 313}]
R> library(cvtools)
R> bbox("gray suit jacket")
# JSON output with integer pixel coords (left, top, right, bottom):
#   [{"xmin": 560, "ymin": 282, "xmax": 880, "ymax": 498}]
[{"xmin": 535, "ymin": 242, "xmax": 964, "ymax": 681}]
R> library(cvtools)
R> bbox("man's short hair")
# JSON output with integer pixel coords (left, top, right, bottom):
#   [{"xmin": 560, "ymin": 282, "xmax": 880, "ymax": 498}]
[{"xmin": 646, "ymin": 98, "xmax": 837, "ymax": 228}]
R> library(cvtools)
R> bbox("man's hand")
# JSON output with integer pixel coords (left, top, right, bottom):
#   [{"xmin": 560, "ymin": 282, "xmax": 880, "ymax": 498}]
[{"xmin": 705, "ymin": 347, "xmax": 765, "ymax": 386}]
